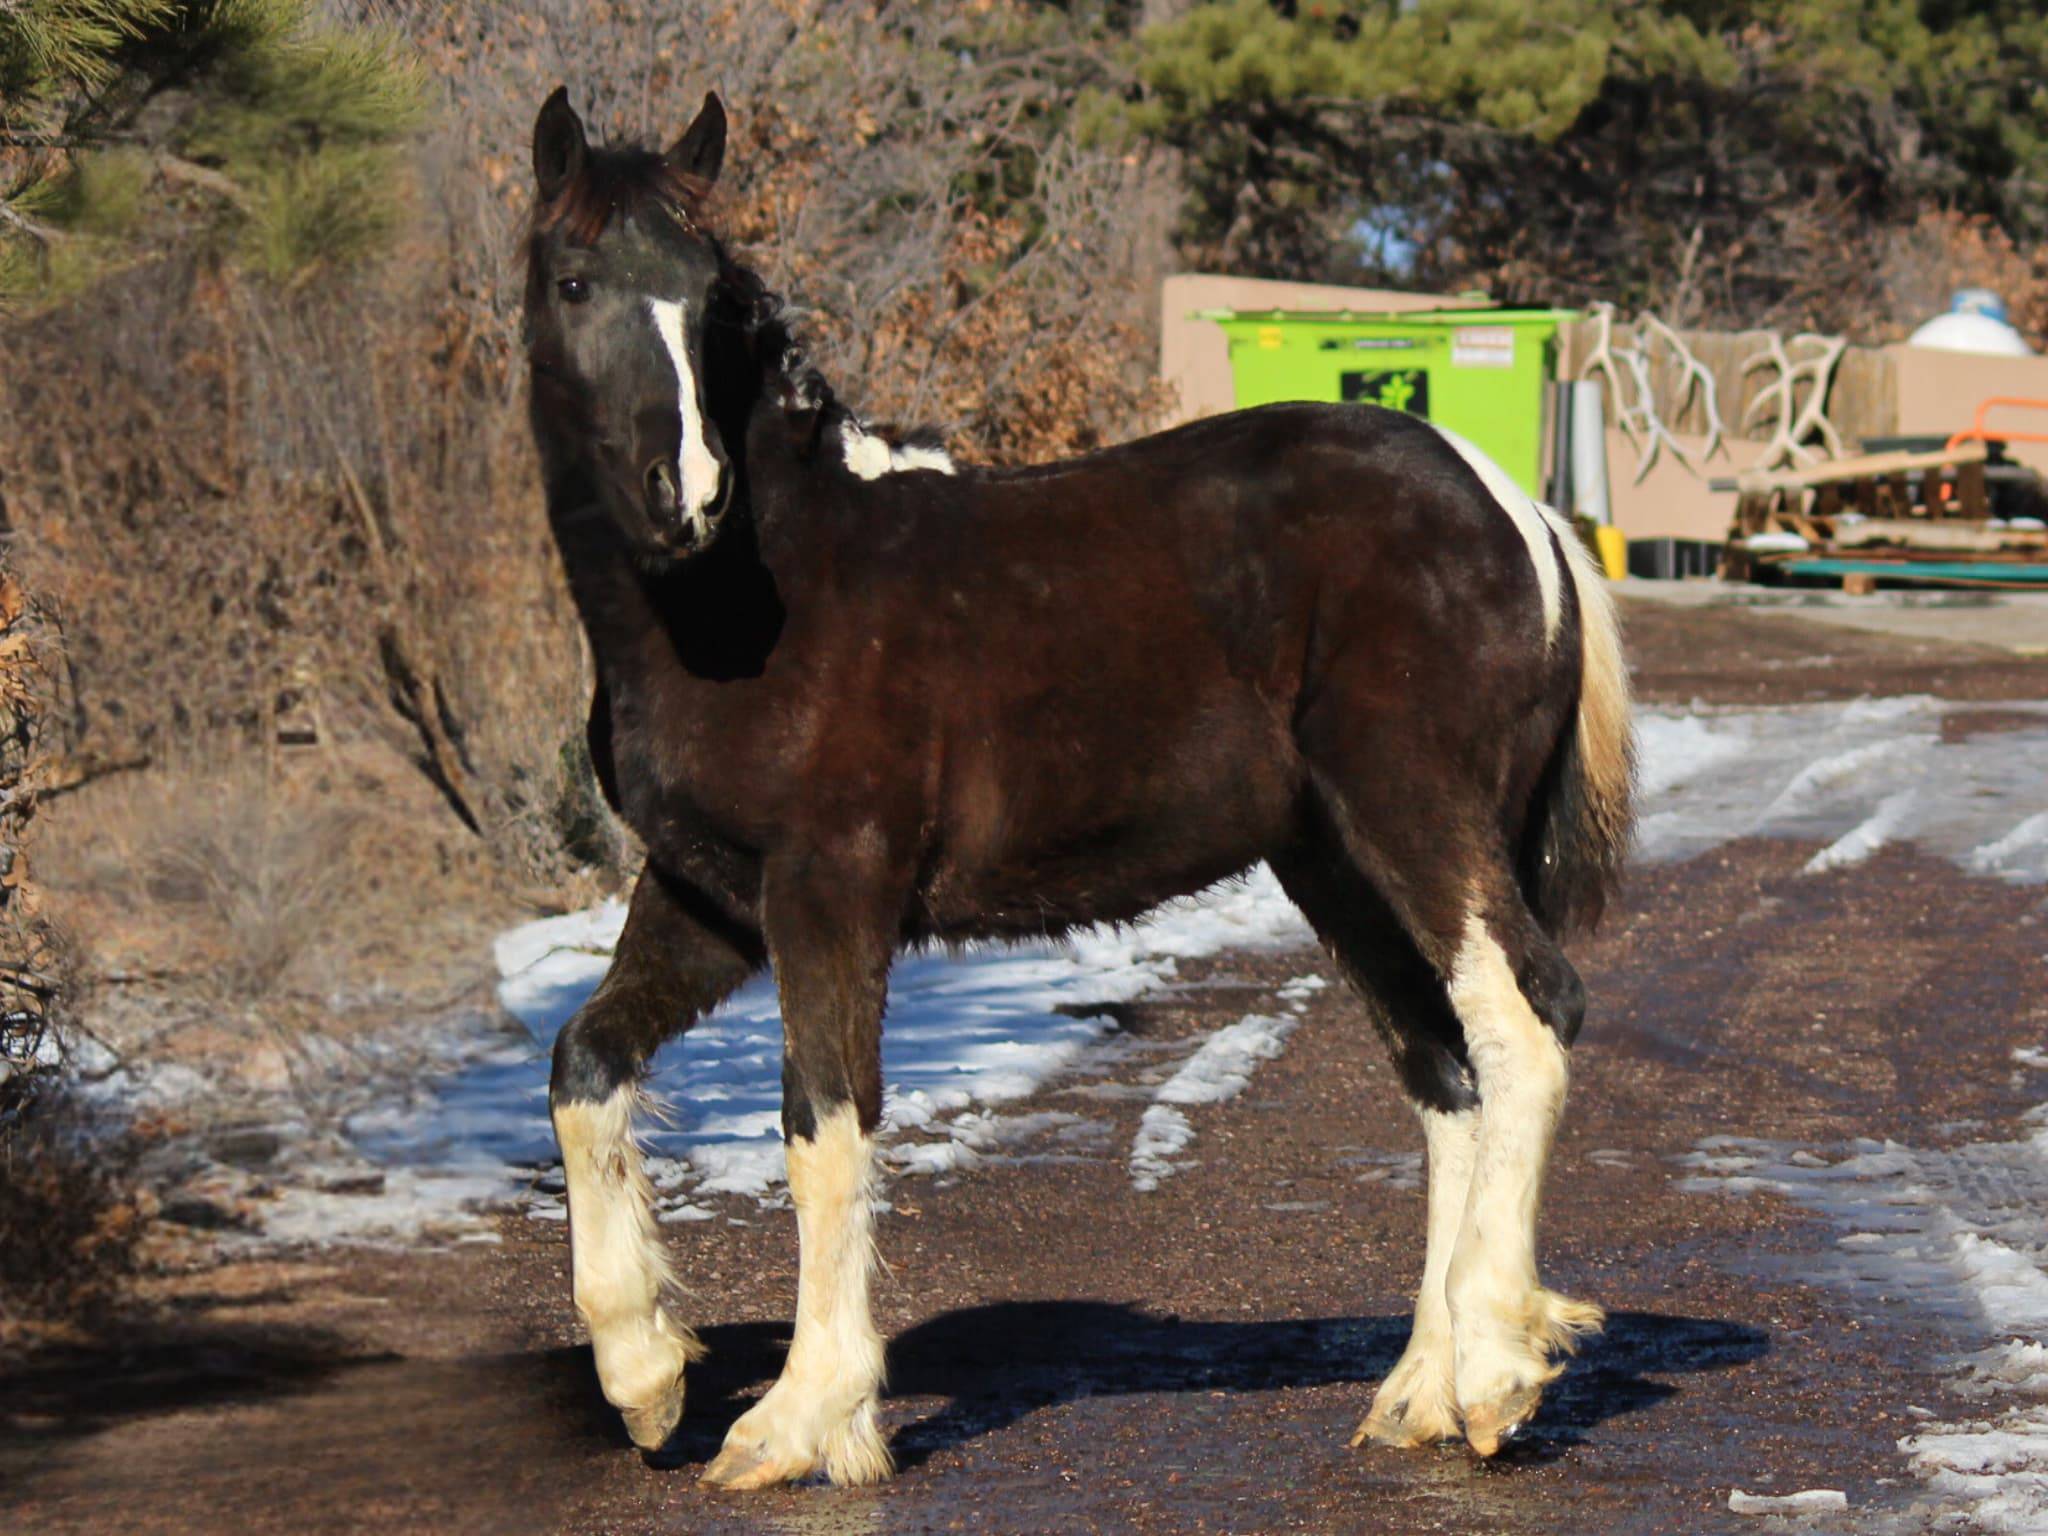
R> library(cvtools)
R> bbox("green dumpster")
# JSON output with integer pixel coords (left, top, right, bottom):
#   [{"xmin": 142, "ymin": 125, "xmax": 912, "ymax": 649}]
[{"xmin": 1203, "ymin": 307, "xmax": 1576, "ymax": 499}]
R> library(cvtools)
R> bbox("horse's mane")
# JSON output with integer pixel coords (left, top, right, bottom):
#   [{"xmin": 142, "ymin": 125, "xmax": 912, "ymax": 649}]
[{"xmin": 704, "ymin": 260, "xmax": 948, "ymax": 466}]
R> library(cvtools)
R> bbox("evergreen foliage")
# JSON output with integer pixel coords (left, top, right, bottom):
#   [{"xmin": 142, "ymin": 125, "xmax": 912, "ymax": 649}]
[
  {"xmin": 0, "ymin": 0, "xmax": 421, "ymax": 300},
  {"xmin": 1128, "ymin": 0, "xmax": 2048, "ymax": 326}
]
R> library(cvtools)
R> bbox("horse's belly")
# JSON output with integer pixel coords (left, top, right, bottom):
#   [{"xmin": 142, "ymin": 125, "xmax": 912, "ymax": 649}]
[
  {"xmin": 920, "ymin": 723, "xmax": 1298, "ymax": 939},
  {"xmin": 921, "ymin": 842, "xmax": 1269, "ymax": 941}
]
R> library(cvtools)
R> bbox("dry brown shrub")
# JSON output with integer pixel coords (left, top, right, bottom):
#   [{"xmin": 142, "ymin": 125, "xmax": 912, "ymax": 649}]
[
  {"xmin": 42, "ymin": 738, "xmax": 504, "ymax": 1008},
  {"xmin": 0, "ymin": 1090, "xmax": 148, "ymax": 1345},
  {"xmin": 0, "ymin": 251, "xmax": 594, "ymax": 890},
  {"xmin": 141, "ymin": 774, "xmax": 361, "ymax": 1005},
  {"xmin": 0, "ymin": 561, "xmax": 68, "ymax": 1131},
  {"xmin": 1870, "ymin": 210, "xmax": 2048, "ymax": 345}
]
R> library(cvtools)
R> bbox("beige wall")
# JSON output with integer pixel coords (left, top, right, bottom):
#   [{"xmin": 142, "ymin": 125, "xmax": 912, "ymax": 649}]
[
  {"xmin": 1885, "ymin": 344, "xmax": 2048, "ymax": 476},
  {"xmin": 1158, "ymin": 273, "xmax": 1463, "ymax": 426},
  {"xmin": 1605, "ymin": 430, "xmax": 1770, "ymax": 541}
]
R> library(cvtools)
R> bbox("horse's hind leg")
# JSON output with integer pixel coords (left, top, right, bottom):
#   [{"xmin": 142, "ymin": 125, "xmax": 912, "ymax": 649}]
[
  {"xmin": 1441, "ymin": 896, "xmax": 1603, "ymax": 1454},
  {"xmin": 551, "ymin": 866, "xmax": 760, "ymax": 1450},
  {"xmin": 1279, "ymin": 768, "xmax": 1600, "ymax": 1454},
  {"xmin": 703, "ymin": 846, "xmax": 895, "ymax": 1489},
  {"xmin": 1270, "ymin": 844, "xmax": 1476, "ymax": 1450}
]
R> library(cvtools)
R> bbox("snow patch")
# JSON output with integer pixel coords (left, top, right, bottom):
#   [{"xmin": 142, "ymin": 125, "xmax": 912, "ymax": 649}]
[
  {"xmin": 1971, "ymin": 813, "xmax": 2048, "ymax": 877},
  {"xmin": 1129, "ymin": 1013, "xmax": 1298, "ymax": 1190},
  {"xmin": 1128, "ymin": 1105, "xmax": 1195, "ymax": 1194},
  {"xmin": 1727, "ymin": 1488, "xmax": 1848, "ymax": 1517},
  {"xmin": 1152, "ymin": 1014, "xmax": 1300, "ymax": 1107},
  {"xmin": 1634, "ymin": 698, "xmax": 2048, "ymax": 876},
  {"xmin": 1803, "ymin": 789, "xmax": 1919, "ymax": 874},
  {"xmin": 1902, "ymin": 1414, "xmax": 2048, "ymax": 1535},
  {"xmin": 1683, "ymin": 1124, "xmax": 2048, "ymax": 1529}
]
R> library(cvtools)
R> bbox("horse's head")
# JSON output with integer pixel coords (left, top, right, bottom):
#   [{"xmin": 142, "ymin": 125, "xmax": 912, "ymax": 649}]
[{"xmin": 525, "ymin": 88, "xmax": 734, "ymax": 559}]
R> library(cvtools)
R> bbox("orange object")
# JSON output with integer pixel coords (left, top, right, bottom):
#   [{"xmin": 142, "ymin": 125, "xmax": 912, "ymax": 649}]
[{"xmin": 1944, "ymin": 396, "xmax": 2048, "ymax": 454}]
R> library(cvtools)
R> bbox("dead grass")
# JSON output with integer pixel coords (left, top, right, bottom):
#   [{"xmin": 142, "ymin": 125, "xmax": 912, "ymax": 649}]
[
  {"xmin": 33, "ymin": 738, "xmax": 521, "ymax": 1140},
  {"xmin": 142, "ymin": 773, "xmax": 362, "ymax": 1004}
]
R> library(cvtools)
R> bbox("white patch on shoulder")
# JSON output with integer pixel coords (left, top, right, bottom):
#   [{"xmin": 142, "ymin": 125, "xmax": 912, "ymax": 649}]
[
  {"xmin": 890, "ymin": 443, "xmax": 956, "ymax": 475},
  {"xmin": 841, "ymin": 422, "xmax": 894, "ymax": 480},
  {"xmin": 1429, "ymin": 424, "xmax": 1562, "ymax": 643},
  {"xmin": 646, "ymin": 299, "xmax": 724, "ymax": 521},
  {"xmin": 840, "ymin": 420, "xmax": 955, "ymax": 479}
]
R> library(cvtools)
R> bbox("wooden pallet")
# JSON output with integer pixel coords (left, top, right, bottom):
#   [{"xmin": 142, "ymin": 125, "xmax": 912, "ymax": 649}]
[{"xmin": 1715, "ymin": 440, "xmax": 2048, "ymax": 586}]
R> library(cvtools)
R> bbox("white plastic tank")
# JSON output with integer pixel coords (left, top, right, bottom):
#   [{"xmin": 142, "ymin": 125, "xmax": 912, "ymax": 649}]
[{"xmin": 1908, "ymin": 288, "xmax": 2035, "ymax": 356}]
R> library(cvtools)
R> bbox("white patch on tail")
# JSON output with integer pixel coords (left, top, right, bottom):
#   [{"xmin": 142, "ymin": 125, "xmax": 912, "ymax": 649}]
[
  {"xmin": 1535, "ymin": 496, "xmax": 1637, "ymax": 881},
  {"xmin": 841, "ymin": 419, "xmax": 955, "ymax": 480},
  {"xmin": 646, "ymin": 298, "xmax": 725, "ymax": 521},
  {"xmin": 1430, "ymin": 424, "xmax": 1562, "ymax": 644}
]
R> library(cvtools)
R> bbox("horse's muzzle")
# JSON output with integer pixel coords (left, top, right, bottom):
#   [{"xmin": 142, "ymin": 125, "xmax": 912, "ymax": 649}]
[{"xmin": 643, "ymin": 458, "xmax": 726, "ymax": 555}]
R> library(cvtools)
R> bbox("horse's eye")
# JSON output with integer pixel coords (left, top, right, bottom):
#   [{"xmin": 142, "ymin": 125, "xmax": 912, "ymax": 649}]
[{"xmin": 557, "ymin": 276, "xmax": 591, "ymax": 304}]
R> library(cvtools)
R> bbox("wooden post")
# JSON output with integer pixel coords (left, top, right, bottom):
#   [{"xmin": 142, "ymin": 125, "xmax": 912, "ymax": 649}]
[{"xmin": 1959, "ymin": 460, "xmax": 1989, "ymax": 518}]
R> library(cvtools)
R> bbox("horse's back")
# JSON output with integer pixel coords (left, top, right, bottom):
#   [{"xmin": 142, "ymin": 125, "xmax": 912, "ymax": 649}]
[{"xmin": 925, "ymin": 402, "xmax": 1563, "ymax": 700}]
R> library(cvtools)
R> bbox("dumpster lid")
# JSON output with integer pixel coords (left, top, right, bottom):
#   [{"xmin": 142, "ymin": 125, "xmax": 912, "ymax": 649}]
[{"xmin": 1198, "ymin": 306, "xmax": 1578, "ymax": 325}]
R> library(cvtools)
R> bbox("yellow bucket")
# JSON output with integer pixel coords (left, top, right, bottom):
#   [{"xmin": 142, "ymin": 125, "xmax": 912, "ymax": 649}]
[{"xmin": 1592, "ymin": 525, "xmax": 1628, "ymax": 581}]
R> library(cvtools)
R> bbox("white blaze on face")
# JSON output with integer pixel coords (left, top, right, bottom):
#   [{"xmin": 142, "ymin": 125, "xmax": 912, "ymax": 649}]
[
  {"xmin": 646, "ymin": 298, "xmax": 724, "ymax": 522},
  {"xmin": 1429, "ymin": 424, "xmax": 1563, "ymax": 644}
]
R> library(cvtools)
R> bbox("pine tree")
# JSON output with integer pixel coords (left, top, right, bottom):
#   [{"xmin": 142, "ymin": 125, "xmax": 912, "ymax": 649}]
[
  {"xmin": 1124, "ymin": 0, "xmax": 2048, "ymax": 330},
  {"xmin": 1, "ymin": 0, "xmax": 421, "ymax": 302}
]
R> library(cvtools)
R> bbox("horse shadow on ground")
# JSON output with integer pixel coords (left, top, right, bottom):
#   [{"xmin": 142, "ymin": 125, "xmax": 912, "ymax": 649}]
[
  {"xmin": 2, "ymin": 1302, "xmax": 1765, "ymax": 1481},
  {"xmin": 0, "ymin": 1318, "xmax": 366, "ymax": 1472},
  {"xmin": 651, "ymin": 1304, "xmax": 1768, "ymax": 1472}
]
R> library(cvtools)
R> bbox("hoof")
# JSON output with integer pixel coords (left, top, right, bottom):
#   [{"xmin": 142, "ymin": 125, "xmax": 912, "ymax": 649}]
[
  {"xmin": 702, "ymin": 1438, "xmax": 808, "ymax": 1491},
  {"xmin": 593, "ymin": 1311, "xmax": 700, "ymax": 1452},
  {"xmin": 1353, "ymin": 1348, "xmax": 1461, "ymax": 1449},
  {"xmin": 702, "ymin": 1390, "xmax": 892, "ymax": 1490},
  {"xmin": 1459, "ymin": 1382, "xmax": 1544, "ymax": 1458},
  {"xmin": 621, "ymin": 1388, "xmax": 684, "ymax": 1452},
  {"xmin": 1352, "ymin": 1401, "xmax": 1460, "ymax": 1450}
]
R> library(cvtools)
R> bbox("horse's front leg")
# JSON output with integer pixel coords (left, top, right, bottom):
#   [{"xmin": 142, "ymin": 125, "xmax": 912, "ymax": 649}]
[
  {"xmin": 704, "ymin": 848, "xmax": 896, "ymax": 1489},
  {"xmin": 552, "ymin": 865, "xmax": 761, "ymax": 1450}
]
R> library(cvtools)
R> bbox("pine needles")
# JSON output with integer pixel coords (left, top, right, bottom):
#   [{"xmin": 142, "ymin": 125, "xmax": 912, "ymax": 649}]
[{"xmin": 1, "ymin": 0, "xmax": 421, "ymax": 302}]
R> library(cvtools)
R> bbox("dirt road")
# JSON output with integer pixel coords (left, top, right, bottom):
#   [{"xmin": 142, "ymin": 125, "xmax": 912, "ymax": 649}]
[{"xmin": 7, "ymin": 597, "xmax": 2046, "ymax": 1534}]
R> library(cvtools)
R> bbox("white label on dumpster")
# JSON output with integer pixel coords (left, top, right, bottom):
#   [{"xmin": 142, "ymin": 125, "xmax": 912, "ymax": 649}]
[{"xmin": 1452, "ymin": 326, "xmax": 1514, "ymax": 368}]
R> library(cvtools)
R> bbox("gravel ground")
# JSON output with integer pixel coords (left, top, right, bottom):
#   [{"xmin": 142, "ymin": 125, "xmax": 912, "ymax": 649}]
[{"xmin": 6, "ymin": 596, "xmax": 2046, "ymax": 1535}]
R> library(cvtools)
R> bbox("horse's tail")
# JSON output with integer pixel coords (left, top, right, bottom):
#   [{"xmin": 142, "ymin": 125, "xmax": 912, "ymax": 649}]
[{"xmin": 1521, "ymin": 512, "xmax": 1636, "ymax": 939}]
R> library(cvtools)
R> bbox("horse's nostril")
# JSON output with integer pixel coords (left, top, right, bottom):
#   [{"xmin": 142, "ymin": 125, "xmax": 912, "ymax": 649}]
[{"xmin": 645, "ymin": 460, "xmax": 680, "ymax": 512}]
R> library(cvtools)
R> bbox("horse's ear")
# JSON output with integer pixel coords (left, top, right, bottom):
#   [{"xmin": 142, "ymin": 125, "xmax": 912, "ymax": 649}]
[
  {"xmin": 533, "ymin": 86, "xmax": 587, "ymax": 202},
  {"xmin": 666, "ymin": 92, "xmax": 726, "ymax": 187}
]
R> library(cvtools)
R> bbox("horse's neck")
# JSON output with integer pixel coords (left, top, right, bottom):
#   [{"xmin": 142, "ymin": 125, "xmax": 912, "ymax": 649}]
[
  {"xmin": 557, "ymin": 538, "xmax": 656, "ymax": 671},
  {"xmin": 547, "ymin": 475, "xmax": 788, "ymax": 691}
]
